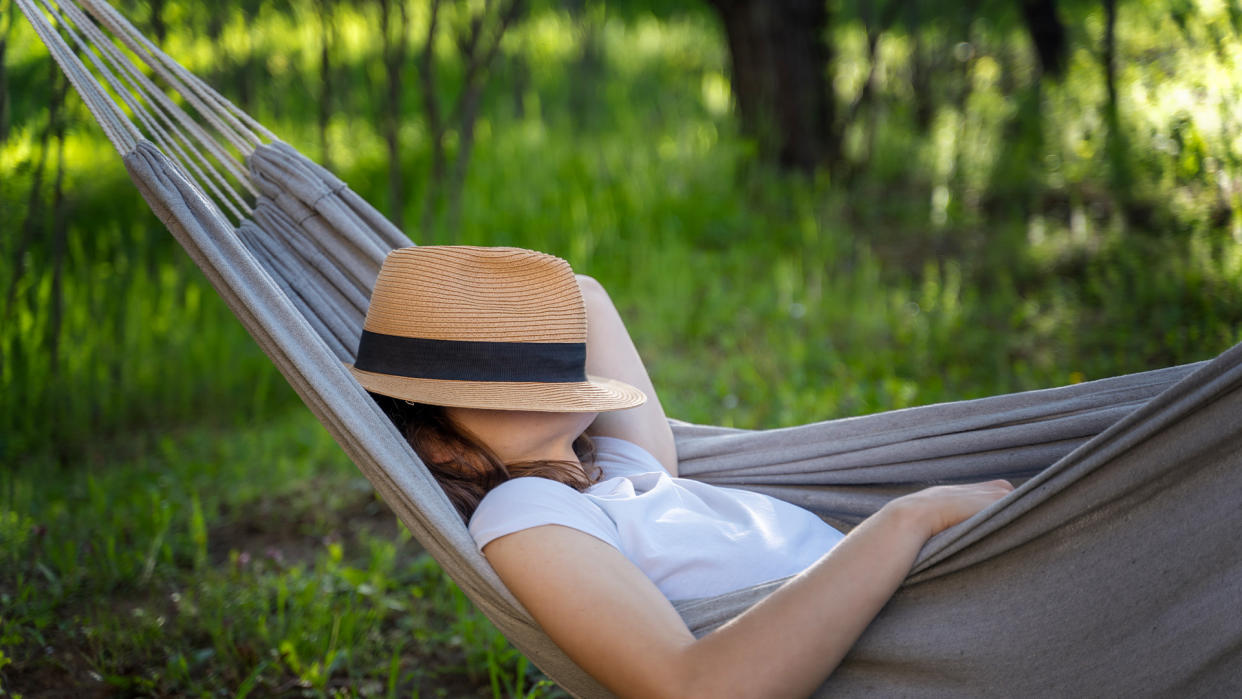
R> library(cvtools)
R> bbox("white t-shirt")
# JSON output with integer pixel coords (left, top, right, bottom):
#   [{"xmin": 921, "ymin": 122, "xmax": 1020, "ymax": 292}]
[{"xmin": 468, "ymin": 436, "xmax": 845, "ymax": 600}]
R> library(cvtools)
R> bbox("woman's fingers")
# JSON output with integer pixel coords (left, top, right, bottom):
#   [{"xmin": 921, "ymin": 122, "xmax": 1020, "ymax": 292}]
[{"xmin": 894, "ymin": 479, "xmax": 1015, "ymax": 537}]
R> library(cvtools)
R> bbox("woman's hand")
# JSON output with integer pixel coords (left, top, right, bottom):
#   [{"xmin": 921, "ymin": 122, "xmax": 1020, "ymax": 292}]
[{"xmin": 885, "ymin": 480, "xmax": 1015, "ymax": 538}]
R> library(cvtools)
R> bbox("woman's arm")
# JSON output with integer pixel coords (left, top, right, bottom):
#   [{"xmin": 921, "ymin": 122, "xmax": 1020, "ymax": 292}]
[
  {"xmin": 576, "ymin": 274, "xmax": 679, "ymax": 475},
  {"xmin": 484, "ymin": 480, "xmax": 1013, "ymax": 699}
]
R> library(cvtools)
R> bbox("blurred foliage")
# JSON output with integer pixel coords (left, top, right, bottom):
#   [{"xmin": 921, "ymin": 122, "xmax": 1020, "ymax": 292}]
[
  {"xmin": 2, "ymin": 0, "xmax": 1240, "ymax": 455},
  {"xmin": 2, "ymin": 0, "xmax": 1242, "ymax": 693}
]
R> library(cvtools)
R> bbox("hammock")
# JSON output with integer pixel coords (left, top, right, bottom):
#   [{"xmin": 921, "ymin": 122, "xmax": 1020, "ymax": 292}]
[{"xmin": 18, "ymin": 1, "xmax": 1242, "ymax": 695}]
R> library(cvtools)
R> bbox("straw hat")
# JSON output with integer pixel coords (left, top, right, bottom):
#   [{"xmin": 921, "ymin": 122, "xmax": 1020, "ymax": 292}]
[{"xmin": 349, "ymin": 246, "xmax": 647, "ymax": 412}]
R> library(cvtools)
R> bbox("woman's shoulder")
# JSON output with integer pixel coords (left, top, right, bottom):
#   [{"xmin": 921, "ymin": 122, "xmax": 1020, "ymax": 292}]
[
  {"xmin": 472, "ymin": 476, "xmax": 586, "ymax": 521},
  {"xmin": 468, "ymin": 476, "xmax": 621, "ymax": 551}
]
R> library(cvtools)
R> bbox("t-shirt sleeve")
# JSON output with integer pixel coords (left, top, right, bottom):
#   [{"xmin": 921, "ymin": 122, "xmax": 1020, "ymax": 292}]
[
  {"xmin": 591, "ymin": 435, "xmax": 667, "ymax": 478},
  {"xmin": 468, "ymin": 476, "xmax": 623, "ymax": 552}
]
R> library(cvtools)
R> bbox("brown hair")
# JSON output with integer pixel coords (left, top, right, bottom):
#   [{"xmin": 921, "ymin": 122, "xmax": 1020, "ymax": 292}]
[{"xmin": 371, "ymin": 394, "xmax": 599, "ymax": 521}]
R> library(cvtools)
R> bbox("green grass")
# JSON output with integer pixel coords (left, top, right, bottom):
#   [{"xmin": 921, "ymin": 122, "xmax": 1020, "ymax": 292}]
[
  {"xmin": 2, "ymin": 0, "xmax": 1241, "ymax": 695},
  {"xmin": 1, "ymin": 412, "xmax": 560, "ymax": 696}
]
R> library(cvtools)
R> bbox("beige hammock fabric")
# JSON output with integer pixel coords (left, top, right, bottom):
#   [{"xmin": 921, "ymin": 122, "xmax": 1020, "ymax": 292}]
[{"xmin": 20, "ymin": 1, "xmax": 1242, "ymax": 695}]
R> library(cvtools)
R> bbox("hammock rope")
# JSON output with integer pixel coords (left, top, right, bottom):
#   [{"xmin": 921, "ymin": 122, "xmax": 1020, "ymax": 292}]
[
  {"xmin": 16, "ymin": 0, "xmax": 137, "ymax": 152},
  {"xmin": 81, "ymin": 0, "xmax": 272, "ymax": 150},
  {"xmin": 52, "ymin": 0, "xmax": 255, "ymax": 219},
  {"xmin": 18, "ymin": 2, "xmax": 1242, "ymax": 696}
]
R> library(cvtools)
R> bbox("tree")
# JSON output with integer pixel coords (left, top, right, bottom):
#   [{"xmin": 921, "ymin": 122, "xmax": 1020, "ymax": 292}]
[
  {"xmin": 704, "ymin": 0, "xmax": 1073, "ymax": 176},
  {"xmin": 316, "ymin": 0, "xmax": 336, "ymax": 171},
  {"xmin": 705, "ymin": 0, "xmax": 836, "ymax": 174},
  {"xmin": 0, "ymin": 2, "xmax": 13, "ymax": 144},
  {"xmin": 378, "ymin": 0, "xmax": 410, "ymax": 229},
  {"xmin": 1021, "ymin": 0, "xmax": 1068, "ymax": 79},
  {"xmin": 418, "ymin": 0, "xmax": 526, "ymax": 241}
]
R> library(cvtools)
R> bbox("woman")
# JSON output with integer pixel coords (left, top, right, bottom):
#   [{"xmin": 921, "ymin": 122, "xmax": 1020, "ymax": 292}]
[{"xmin": 349, "ymin": 245, "xmax": 1013, "ymax": 698}]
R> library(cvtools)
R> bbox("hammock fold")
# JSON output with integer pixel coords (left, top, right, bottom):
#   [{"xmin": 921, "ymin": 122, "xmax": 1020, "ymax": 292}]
[{"xmin": 20, "ymin": 1, "xmax": 1242, "ymax": 695}]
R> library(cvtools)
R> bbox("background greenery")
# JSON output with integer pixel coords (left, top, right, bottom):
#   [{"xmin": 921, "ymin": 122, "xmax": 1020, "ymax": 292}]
[{"xmin": 2, "ymin": 0, "xmax": 1241, "ymax": 695}]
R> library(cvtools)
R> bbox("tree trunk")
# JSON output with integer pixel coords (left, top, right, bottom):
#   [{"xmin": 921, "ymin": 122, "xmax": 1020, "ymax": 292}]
[
  {"xmin": 317, "ymin": 0, "xmax": 335, "ymax": 171},
  {"xmin": 49, "ymin": 120, "xmax": 68, "ymax": 373},
  {"xmin": 417, "ymin": 0, "xmax": 524, "ymax": 241},
  {"xmin": 417, "ymin": 0, "xmax": 446, "ymax": 239},
  {"xmin": 910, "ymin": 35, "xmax": 933, "ymax": 134},
  {"xmin": 0, "ymin": 2, "xmax": 13, "ymax": 144},
  {"xmin": 1021, "ymin": 0, "xmax": 1067, "ymax": 79},
  {"xmin": 4, "ymin": 67, "xmax": 62, "ymax": 325},
  {"xmin": 148, "ymin": 0, "xmax": 167, "ymax": 45},
  {"xmin": 1103, "ymin": 0, "xmax": 1118, "ymax": 116},
  {"xmin": 1101, "ymin": 0, "xmax": 1132, "ymax": 203},
  {"xmin": 567, "ymin": 0, "xmax": 604, "ymax": 130},
  {"xmin": 708, "ymin": 0, "xmax": 835, "ymax": 174},
  {"xmin": 841, "ymin": 20, "xmax": 881, "ymax": 176},
  {"xmin": 236, "ymin": 4, "xmax": 260, "ymax": 114},
  {"xmin": 379, "ymin": 0, "xmax": 409, "ymax": 230}
]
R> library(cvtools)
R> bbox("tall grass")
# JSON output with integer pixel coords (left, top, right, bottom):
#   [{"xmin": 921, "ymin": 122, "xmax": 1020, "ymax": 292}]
[{"xmin": 0, "ymin": 220, "xmax": 292, "ymax": 460}]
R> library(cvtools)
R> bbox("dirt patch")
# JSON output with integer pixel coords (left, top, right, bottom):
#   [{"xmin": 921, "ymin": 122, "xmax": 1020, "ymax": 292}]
[
  {"xmin": 4, "ymin": 657, "xmax": 112, "ymax": 699},
  {"xmin": 206, "ymin": 477, "xmax": 419, "ymax": 569}
]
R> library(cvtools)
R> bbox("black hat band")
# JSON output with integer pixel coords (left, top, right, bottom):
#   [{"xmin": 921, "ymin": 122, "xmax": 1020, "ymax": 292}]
[{"xmin": 354, "ymin": 330, "xmax": 588, "ymax": 383}]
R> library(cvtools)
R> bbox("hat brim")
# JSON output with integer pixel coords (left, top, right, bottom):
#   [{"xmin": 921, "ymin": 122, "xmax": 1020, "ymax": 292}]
[{"xmin": 347, "ymin": 364, "xmax": 647, "ymax": 413}]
